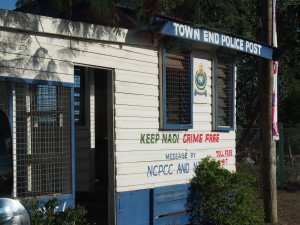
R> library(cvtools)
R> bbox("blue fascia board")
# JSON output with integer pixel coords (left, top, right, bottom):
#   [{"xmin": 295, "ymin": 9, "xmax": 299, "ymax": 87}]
[
  {"xmin": 160, "ymin": 21, "xmax": 284, "ymax": 61},
  {"xmin": 0, "ymin": 76, "xmax": 74, "ymax": 87}
]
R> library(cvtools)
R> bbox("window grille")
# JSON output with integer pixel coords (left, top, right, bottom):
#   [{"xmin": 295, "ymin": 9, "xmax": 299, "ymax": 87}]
[
  {"xmin": 164, "ymin": 49, "xmax": 192, "ymax": 129},
  {"xmin": 216, "ymin": 56, "xmax": 234, "ymax": 130},
  {"xmin": 74, "ymin": 66, "xmax": 85, "ymax": 125},
  {"xmin": 14, "ymin": 83, "xmax": 71, "ymax": 198}
]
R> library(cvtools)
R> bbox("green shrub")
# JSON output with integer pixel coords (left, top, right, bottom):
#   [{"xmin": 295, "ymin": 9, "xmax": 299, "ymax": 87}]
[
  {"xmin": 22, "ymin": 198, "xmax": 89, "ymax": 225},
  {"xmin": 188, "ymin": 156, "xmax": 264, "ymax": 225}
]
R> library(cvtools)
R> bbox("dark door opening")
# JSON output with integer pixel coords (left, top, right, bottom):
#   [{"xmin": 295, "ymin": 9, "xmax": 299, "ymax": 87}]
[
  {"xmin": 0, "ymin": 110, "xmax": 13, "ymax": 196},
  {"xmin": 75, "ymin": 67, "xmax": 114, "ymax": 225}
]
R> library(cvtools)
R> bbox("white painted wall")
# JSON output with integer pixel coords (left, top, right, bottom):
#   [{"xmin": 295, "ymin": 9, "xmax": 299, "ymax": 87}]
[{"xmin": 0, "ymin": 9, "xmax": 236, "ymax": 194}]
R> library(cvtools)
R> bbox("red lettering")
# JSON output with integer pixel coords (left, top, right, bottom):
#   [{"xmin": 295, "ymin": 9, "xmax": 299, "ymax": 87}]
[
  {"xmin": 183, "ymin": 134, "xmax": 187, "ymax": 143},
  {"xmin": 212, "ymin": 134, "xmax": 215, "ymax": 142},
  {"xmin": 205, "ymin": 134, "xmax": 209, "ymax": 142},
  {"xmin": 218, "ymin": 158, "xmax": 228, "ymax": 166},
  {"xmin": 187, "ymin": 134, "xmax": 191, "ymax": 143}
]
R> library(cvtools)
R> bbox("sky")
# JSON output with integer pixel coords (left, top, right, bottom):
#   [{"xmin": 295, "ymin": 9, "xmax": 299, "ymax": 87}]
[{"xmin": 0, "ymin": 0, "xmax": 17, "ymax": 10}]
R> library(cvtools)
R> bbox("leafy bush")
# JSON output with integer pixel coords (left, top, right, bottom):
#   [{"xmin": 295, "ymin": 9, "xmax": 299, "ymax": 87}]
[
  {"xmin": 22, "ymin": 198, "xmax": 89, "ymax": 225},
  {"xmin": 188, "ymin": 156, "xmax": 264, "ymax": 225}
]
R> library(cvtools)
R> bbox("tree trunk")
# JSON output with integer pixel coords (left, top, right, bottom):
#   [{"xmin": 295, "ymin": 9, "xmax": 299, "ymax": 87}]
[{"xmin": 259, "ymin": 0, "xmax": 278, "ymax": 223}]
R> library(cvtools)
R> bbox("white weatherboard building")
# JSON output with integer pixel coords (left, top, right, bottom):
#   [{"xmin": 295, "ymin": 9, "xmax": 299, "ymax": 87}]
[{"xmin": 0, "ymin": 9, "xmax": 282, "ymax": 225}]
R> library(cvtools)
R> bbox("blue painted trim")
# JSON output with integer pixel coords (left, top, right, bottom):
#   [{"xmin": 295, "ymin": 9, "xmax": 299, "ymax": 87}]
[
  {"xmin": 163, "ymin": 48, "xmax": 193, "ymax": 130},
  {"xmin": 70, "ymin": 87, "xmax": 75, "ymax": 197},
  {"xmin": 215, "ymin": 56, "xmax": 235, "ymax": 131},
  {"xmin": 153, "ymin": 183, "xmax": 190, "ymax": 217},
  {"xmin": 117, "ymin": 190, "xmax": 150, "ymax": 225},
  {"xmin": 160, "ymin": 21, "xmax": 284, "ymax": 60},
  {"xmin": 116, "ymin": 184, "xmax": 192, "ymax": 225},
  {"xmin": 0, "ymin": 76, "xmax": 74, "ymax": 87}
]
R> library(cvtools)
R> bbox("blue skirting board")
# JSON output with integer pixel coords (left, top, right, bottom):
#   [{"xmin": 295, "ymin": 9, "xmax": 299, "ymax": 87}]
[{"xmin": 116, "ymin": 183, "xmax": 191, "ymax": 225}]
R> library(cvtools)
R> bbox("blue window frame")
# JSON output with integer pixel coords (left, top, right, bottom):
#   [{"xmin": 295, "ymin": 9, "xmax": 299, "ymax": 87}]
[
  {"xmin": 162, "ymin": 46, "xmax": 193, "ymax": 130},
  {"xmin": 74, "ymin": 66, "xmax": 85, "ymax": 126},
  {"xmin": 215, "ymin": 55, "xmax": 235, "ymax": 131}
]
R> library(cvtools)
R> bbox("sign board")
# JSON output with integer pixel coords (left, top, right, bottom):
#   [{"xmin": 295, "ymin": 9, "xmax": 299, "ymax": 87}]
[{"xmin": 160, "ymin": 21, "xmax": 284, "ymax": 60}]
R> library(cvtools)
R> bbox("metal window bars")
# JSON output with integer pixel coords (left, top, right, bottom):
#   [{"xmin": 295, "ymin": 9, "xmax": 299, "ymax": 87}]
[
  {"xmin": 217, "ymin": 56, "xmax": 234, "ymax": 128},
  {"xmin": 14, "ymin": 83, "xmax": 71, "ymax": 198},
  {"xmin": 165, "ymin": 50, "xmax": 192, "ymax": 126}
]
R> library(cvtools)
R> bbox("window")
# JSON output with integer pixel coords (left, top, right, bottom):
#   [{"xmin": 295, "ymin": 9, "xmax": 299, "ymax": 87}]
[
  {"xmin": 15, "ymin": 83, "xmax": 71, "ymax": 198},
  {"xmin": 74, "ymin": 66, "xmax": 85, "ymax": 125},
  {"xmin": 162, "ymin": 46, "xmax": 193, "ymax": 130},
  {"xmin": 214, "ymin": 56, "xmax": 235, "ymax": 130}
]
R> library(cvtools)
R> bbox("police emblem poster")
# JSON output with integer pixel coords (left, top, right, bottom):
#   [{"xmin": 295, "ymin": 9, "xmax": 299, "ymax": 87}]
[{"xmin": 193, "ymin": 53, "xmax": 211, "ymax": 101}]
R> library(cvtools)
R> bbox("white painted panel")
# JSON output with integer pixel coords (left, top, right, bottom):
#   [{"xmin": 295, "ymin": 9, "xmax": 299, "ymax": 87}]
[
  {"xmin": 193, "ymin": 113, "xmax": 212, "ymax": 122},
  {"xmin": 74, "ymin": 52, "xmax": 158, "ymax": 74},
  {"xmin": 116, "ymin": 156, "xmax": 236, "ymax": 175},
  {"xmin": 73, "ymin": 40, "xmax": 158, "ymax": 57},
  {"xmin": 115, "ymin": 116, "xmax": 158, "ymax": 122},
  {"xmin": 115, "ymin": 130, "xmax": 236, "ymax": 141},
  {"xmin": 115, "ymin": 93, "xmax": 159, "ymax": 107},
  {"xmin": 194, "ymin": 104, "xmax": 211, "ymax": 113},
  {"xmin": 0, "ymin": 10, "xmax": 130, "ymax": 44},
  {"xmin": 115, "ymin": 120, "xmax": 159, "ymax": 129},
  {"xmin": 193, "ymin": 94, "xmax": 212, "ymax": 104},
  {"xmin": 115, "ymin": 71, "xmax": 158, "ymax": 86},
  {"xmin": 115, "ymin": 106, "xmax": 159, "ymax": 118},
  {"xmin": 116, "ymin": 165, "xmax": 236, "ymax": 192},
  {"xmin": 115, "ymin": 81, "xmax": 158, "ymax": 97},
  {"xmin": 0, "ymin": 40, "xmax": 79, "ymax": 63},
  {"xmin": 186, "ymin": 141, "xmax": 235, "ymax": 150},
  {"xmin": 71, "ymin": 40, "xmax": 158, "ymax": 64},
  {"xmin": 0, "ymin": 31, "xmax": 70, "ymax": 48},
  {"xmin": 116, "ymin": 158, "xmax": 235, "ymax": 188},
  {"xmin": 0, "ymin": 51, "xmax": 74, "ymax": 75},
  {"xmin": 115, "ymin": 139, "xmax": 234, "ymax": 152},
  {"xmin": 116, "ymin": 147, "xmax": 236, "ymax": 163},
  {"xmin": 192, "ymin": 121, "xmax": 212, "ymax": 131},
  {"xmin": 121, "ymin": 45, "xmax": 158, "ymax": 57}
]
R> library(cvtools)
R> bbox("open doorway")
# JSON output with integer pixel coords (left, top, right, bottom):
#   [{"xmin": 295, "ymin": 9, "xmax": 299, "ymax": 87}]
[{"xmin": 74, "ymin": 66, "xmax": 114, "ymax": 225}]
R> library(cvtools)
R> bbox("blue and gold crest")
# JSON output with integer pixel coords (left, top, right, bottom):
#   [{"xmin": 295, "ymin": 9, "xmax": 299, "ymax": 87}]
[{"xmin": 194, "ymin": 64, "xmax": 207, "ymax": 96}]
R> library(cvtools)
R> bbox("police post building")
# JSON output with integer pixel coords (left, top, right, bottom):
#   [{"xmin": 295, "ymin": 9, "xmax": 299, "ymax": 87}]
[{"xmin": 0, "ymin": 9, "xmax": 282, "ymax": 225}]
